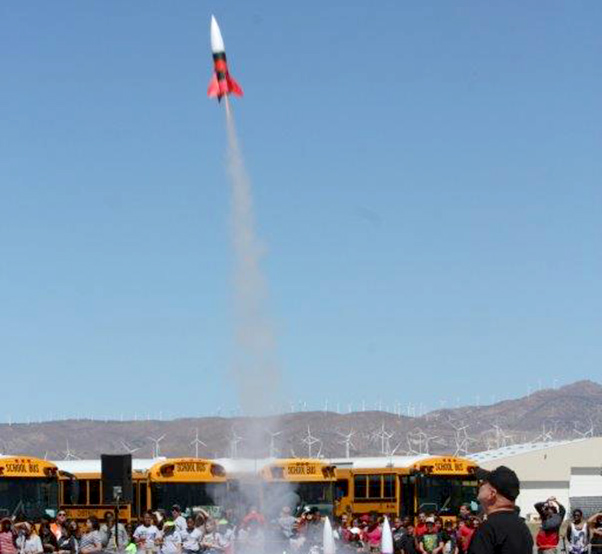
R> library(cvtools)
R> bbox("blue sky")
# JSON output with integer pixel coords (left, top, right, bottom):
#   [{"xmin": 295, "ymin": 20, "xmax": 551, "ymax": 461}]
[{"xmin": 1, "ymin": 1, "xmax": 601, "ymax": 421}]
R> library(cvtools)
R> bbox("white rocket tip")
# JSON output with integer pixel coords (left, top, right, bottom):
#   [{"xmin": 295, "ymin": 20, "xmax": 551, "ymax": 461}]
[
  {"xmin": 210, "ymin": 15, "xmax": 225, "ymax": 53},
  {"xmin": 323, "ymin": 517, "xmax": 336, "ymax": 554},
  {"xmin": 381, "ymin": 516, "xmax": 394, "ymax": 554}
]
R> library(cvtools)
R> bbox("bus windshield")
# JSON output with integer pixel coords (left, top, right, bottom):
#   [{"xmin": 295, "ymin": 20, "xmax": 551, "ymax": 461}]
[
  {"xmin": 264, "ymin": 482, "xmax": 334, "ymax": 517},
  {"xmin": 296, "ymin": 482, "xmax": 333, "ymax": 505},
  {"xmin": 0, "ymin": 478, "xmax": 58, "ymax": 521},
  {"xmin": 150, "ymin": 482, "xmax": 227, "ymax": 516},
  {"xmin": 416, "ymin": 477, "xmax": 477, "ymax": 515}
]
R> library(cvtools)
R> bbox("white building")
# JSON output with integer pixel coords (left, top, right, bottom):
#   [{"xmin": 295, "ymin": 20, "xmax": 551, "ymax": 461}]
[{"xmin": 469, "ymin": 437, "xmax": 602, "ymax": 518}]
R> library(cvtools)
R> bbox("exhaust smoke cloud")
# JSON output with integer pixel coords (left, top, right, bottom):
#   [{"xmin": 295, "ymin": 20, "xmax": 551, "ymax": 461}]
[{"xmin": 223, "ymin": 98, "xmax": 282, "ymax": 418}]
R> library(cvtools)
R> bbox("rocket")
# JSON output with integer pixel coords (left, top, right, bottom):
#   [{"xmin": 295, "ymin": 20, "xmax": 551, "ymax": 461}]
[
  {"xmin": 381, "ymin": 517, "xmax": 394, "ymax": 554},
  {"xmin": 208, "ymin": 15, "xmax": 243, "ymax": 101},
  {"xmin": 323, "ymin": 517, "xmax": 336, "ymax": 554}
]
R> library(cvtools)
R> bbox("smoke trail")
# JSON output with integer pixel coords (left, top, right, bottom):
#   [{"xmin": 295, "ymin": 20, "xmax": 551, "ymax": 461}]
[{"xmin": 223, "ymin": 98, "xmax": 281, "ymax": 418}]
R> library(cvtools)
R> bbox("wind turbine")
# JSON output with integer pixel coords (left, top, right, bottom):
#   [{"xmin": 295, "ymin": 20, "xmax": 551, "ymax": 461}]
[
  {"xmin": 228, "ymin": 429, "xmax": 243, "ymax": 458},
  {"xmin": 148, "ymin": 435, "xmax": 166, "ymax": 458},
  {"xmin": 337, "ymin": 430, "xmax": 355, "ymax": 459},
  {"xmin": 406, "ymin": 428, "xmax": 439, "ymax": 455},
  {"xmin": 448, "ymin": 420, "xmax": 474, "ymax": 456},
  {"xmin": 120, "ymin": 440, "xmax": 140, "ymax": 454},
  {"xmin": 423, "ymin": 433, "xmax": 442, "ymax": 454},
  {"xmin": 315, "ymin": 438, "xmax": 324, "ymax": 459},
  {"xmin": 266, "ymin": 429, "xmax": 283, "ymax": 458},
  {"xmin": 63, "ymin": 439, "xmax": 81, "ymax": 460},
  {"xmin": 488, "ymin": 424, "xmax": 513, "ymax": 450},
  {"xmin": 389, "ymin": 440, "xmax": 404, "ymax": 457},
  {"xmin": 574, "ymin": 420, "xmax": 595, "ymax": 439},
  {"xmin": 375, "ymin": 423, "xmax": 395, "ymax": 455},
  {"xmin": 301, "ymin": 426, "xmax": 320, "ymax": 458},
  {"xmin": 534, "ymin": 423, "xmax": 555, "ymax": 443},
  {"xmin": 190, "ymin": 429, "xmax": 207, "ymax": 458}
]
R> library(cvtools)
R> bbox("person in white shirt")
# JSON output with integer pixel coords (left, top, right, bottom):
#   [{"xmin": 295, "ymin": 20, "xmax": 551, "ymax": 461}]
[
  {"xmin": 100, "ymin": 511, "xmax": 128, "ymax": 552},
  {"xmin": 171, "ymin": 507, "xmax": 187, "ymax": 536},
  {"xmin": 181, "ymin": 518, "xmax": 203, "ymax": 554},
  {"xmin": 15, "ymin": 523, "xmax": 43, "ymax": 554},
  {"xmin": 79, "ymin": 518, "xmax": 102, "ymax": 554},
  {"xmin": 566, "ymin": 509, "xmax": 589, "ymax": 554},
  {"xmin": 159, "ymin": 523, "xmax": 181, "ymax": 554},
  {"xmin": 134, "ymin": 512, "xmax": 162, "ymax": 554},
  {"xmin": 199, "ymin": 520, "xmax": 227, "ymax": 554}
]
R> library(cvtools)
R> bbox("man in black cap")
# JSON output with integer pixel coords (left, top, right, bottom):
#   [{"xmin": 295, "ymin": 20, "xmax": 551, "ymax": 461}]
[{"xmin": 468, "ymin": 466, "xmax": 533, "ymax": 554}]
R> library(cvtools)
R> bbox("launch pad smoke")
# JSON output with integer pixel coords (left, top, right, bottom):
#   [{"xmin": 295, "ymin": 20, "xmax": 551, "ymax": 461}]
[{"xmin": 224, "ymin": 99, "xmax": 281, "ymax": 418}]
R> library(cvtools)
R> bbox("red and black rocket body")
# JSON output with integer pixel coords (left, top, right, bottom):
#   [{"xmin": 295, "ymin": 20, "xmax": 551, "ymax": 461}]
[
  {"xmin": 207, "ymin": 52, "xmax": 243, "ymax": 101},
  {"xmin": 208, "ymin": 16, "xmax": 243, "ymax": 102}
]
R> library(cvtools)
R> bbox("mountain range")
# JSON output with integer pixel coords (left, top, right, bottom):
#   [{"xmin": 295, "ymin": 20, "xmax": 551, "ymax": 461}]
[{"xmin": 1, "ymin": 380, "xmax": 600, "ymax": 461}]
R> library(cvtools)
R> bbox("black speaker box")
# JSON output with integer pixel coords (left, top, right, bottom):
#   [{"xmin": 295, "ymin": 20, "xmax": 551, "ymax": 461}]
[{"xmin": 101, "ymin": 454, "xmax": 133, "ymax": 504}]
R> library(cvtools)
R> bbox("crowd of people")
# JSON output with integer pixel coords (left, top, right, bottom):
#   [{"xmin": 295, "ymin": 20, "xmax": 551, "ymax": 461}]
[
  {"xmin": 332, "ymin": 508, "xmax": 480, "ymax": 554},
  {"xmin": 0, "ymin": 506, "xmax": 483, "ymax": 554},
  {"xmin": 1, "ymin": 466, "xmax": 602, "ymax": 554}
]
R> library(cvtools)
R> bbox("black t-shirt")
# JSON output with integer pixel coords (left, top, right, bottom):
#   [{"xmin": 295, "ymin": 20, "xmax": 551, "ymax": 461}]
[
  {"xmin": 398, "ymin": 534, "xmax": 418, "ymax": 554},
  {"xmin": 468, "ymin": 511, "xmax": 533, "ymax": 554},
  {"xmin": 393, "ymin": 528, "xmax": 406, "ymax": 550}
]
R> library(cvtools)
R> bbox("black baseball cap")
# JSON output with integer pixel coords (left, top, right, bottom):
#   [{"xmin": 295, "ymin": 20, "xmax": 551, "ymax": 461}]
[{"xmin": 475, "ymin": 465, "xmax": 520, "ymax": 501}]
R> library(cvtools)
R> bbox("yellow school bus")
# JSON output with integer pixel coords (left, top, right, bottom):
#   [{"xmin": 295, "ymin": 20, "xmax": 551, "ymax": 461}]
[
  {"xmin": 147, "ymin": 458, "xmax": 228, "ymax": 518},
  {"xmin": 0, "ymin": 456, "xmax": 59, "ymax": 521},
  {"xmin": 333, "ymin": 455, "xmax": 479, "ymax": 519},
  {"xmin": 260, "ymin": 458, "xmax": 337, "ymax": 517},
  {"xmin": 57, "ymin": 460, "xmax": 154, "ymax": 522}
]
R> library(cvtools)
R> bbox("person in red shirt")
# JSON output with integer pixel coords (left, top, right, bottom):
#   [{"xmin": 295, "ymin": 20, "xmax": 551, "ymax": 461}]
[
  {"xmin": 241, "ymin": 507, "xmax": 265, "ymax": 527},
  {"xmin": 415, "ymin": 513, "xmax": 428, "ymax": 538},
  {"xmin": 364, "ymin": 521, "xmax": 382, "ymax": 550},
  {"xmin": 535, "ymin": 497, "xmax": 566, "ymax": 553},
  {"xmin": 458, "ymin": 517, "xmax": 479, "ymax": 553},
  {"xmin": 0, "ymin": 518, "xmax": 17, "ymax": 554}
]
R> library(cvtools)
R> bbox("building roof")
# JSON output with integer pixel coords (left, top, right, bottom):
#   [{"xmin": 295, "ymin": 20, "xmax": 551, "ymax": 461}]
[
  {"xmin": 52, "ymin": 458, "xmax": 162, "ymax": 474},
  {"xmin": 468, "ymin": 439, "xmax": 583, "ymax": 464},
  {"xmin": 329, "ymin": 455, "xmax": 437, "ymax": 469},
  {"xmin": 467, "ymin": 437, "xmax": 602, "ymax": 482}
]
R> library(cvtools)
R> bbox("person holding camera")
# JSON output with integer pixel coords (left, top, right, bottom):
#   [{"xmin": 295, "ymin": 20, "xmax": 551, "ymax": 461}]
[
  {"xmin": 587, "ymin": 512, "xmax": 602, "ymax": 553},
  {"xmin": 534, "ymin": 497, "xmax": 566, "ymax": 554}
]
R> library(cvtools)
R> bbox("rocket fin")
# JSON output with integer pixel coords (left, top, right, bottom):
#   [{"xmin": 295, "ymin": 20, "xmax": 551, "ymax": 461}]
[
  {"xmin": 228, "ymin": 76, "xmax": 244, "ymax": 97},
  {"xmin": 207, "ymin": 75, "xmax": 220, "ymax": 97}
]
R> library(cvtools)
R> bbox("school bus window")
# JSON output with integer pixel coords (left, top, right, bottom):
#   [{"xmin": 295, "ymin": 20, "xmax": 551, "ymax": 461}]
[
  {"xmin": 133, "ymin": 482, "xmax": 140, "ymax": 517},
  {"xmin": 89, "ymin": 480, "xmax": 101, "ymax": 504},
  {"xmin": 139, "ymin": 481, "xmax": 147, "ymax": 512},
  {"xmin": 62, "ymin": 481, "xmax": 70, "ymax": 505},
  {"xmin": 368, "ymin": 475, "xmax": 381, "ymax": 499},
  {"xmin": 336, "ymin": 479, "xmax": 349, "ymax": 499},
  {"xmin": 383, "ymin": 475, "xmax": 395, "ymax": 499},
  {"xmin": 354, "ymin": 475, "xmax": 367, "ymax": 499},
  {"xmin": 63, "ymin": 479, "xmax": 80, "ymax": 505},
  {"xmin": 78, "ymin": 480, "xmax": 88, "ymax": 504}
]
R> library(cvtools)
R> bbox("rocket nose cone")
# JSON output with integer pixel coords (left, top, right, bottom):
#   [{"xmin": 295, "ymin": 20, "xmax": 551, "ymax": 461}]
[{"xmin": 210, "ymin": 15, "xmax": 225, "ymax": 53}]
